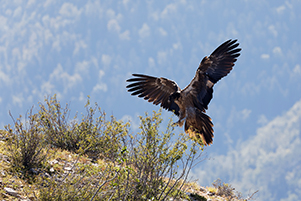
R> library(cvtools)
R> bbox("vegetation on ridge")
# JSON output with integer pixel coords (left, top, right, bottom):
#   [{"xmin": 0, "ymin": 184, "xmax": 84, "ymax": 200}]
[{"xmin": 0, "ymin": 95, "xmax": 255, "ymax": 200}]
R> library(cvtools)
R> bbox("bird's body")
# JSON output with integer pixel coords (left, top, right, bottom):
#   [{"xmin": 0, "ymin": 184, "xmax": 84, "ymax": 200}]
[{"xmin": 126, "ymin": 39, "xmax": 241, "ymax": 146}]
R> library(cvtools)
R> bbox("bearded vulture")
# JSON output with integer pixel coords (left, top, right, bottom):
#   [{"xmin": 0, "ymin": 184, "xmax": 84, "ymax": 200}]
[{"xmin": 126, "ymin": 39, "xmax": 241, "ymax": 146}]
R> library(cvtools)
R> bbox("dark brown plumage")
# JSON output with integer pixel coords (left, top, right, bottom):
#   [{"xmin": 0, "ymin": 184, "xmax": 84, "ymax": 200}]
[{"xmin": 126, "ymin": 39, "xmax": 241, "ymax": 146}]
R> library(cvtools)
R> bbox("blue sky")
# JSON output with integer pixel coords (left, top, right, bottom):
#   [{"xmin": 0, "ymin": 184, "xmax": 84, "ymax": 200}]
[{"xmin": 0, "ymin": 1, "xmax": 300, "ymax": 200}]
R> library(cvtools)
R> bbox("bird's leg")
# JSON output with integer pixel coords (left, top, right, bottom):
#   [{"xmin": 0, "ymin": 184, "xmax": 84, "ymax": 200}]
[
  {"xmin": 173, "ymin": 112, "xmax": 185, "ymax": 127},
  {"xmin": 173, "ymin": 119, "xmax": 185, "ymax": 127}
]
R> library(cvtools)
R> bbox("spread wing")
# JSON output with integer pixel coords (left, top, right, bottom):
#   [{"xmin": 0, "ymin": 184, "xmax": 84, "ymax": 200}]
[
  {"xmin": 183, "ymin": 39, "xmax": 241, "ymax": 111},
  {"xmin": 199, "ymin": 39, "xmax": 241, "ymax": 83},
  {"xmin": 126, "ymin": 74, "xmax": 180, "ymax": 115}
]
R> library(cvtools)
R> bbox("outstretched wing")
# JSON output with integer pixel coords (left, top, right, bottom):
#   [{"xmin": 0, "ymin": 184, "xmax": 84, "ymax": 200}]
[
  {"xmin": 199, "ymin": 39, "xmax": 241, "ymax": 83},
  {"xmin": 126, "ymin": 74, "xmax": 180, "ymax": 115},
  {"xmin": 182, "ymin": 39, "xmax": 241, "ymax": 111}
]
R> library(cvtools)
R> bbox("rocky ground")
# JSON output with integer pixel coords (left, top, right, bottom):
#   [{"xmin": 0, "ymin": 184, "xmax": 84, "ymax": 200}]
[{"xmin": 0, "ymin": 133, "xmax": 256, "ymax": 201}]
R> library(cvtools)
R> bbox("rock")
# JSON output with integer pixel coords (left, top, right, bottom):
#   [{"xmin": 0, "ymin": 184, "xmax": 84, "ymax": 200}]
[
  {"xmin": 207, "ymin": 191, "xmax": 214, "ymax": 196},
  {"xmin": 30, "ymin": 168, "xmax": 39, "ymax": 174},
  {"xmin": 4, "ymin": 187, "xmax": 19, "ymax": 198},
  {"xmin": 48, "ymin": 159, "xmax": 59, "ymax": 165},
  {"xmin": 0, "ymin": 153, "xmax": 10, "ymax": 163},
  {"xmin": 199, "ymin": 186, "xmax": 207, "ymax": 192},
  {"xmin": 43, "ymin": 172, "xmax": 51, "ymax": 178},
  {"xmin": 1, "ymin": 170, "xmax": 5, "ymax": 176},
  {"xmin": 64, "ymin": 166, "xmax": 72, "ymax": 171}
]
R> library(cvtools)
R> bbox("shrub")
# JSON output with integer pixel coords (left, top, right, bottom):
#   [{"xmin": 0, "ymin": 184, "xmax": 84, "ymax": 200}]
[
  {"xmin": 121, "ymin": 111, "xmax": 195, "ymax": 200},
  {"xmin": 38, "ymin": 95, "xmax": 74, "ymax": 152},
  {"xmin": 3, "ymin": 95, "xmax": 205, "ymax": 200},
  {"xmin": 4, "ymin": 94, "xmax": 128, "ymax": 176},
  {"xmin": 38, "ymin": 160, "xmax": 116, "ymax": 201},
  {"xmin": 37, "ymin": 110, "xmax": 204, "ymax": 200},
  {"xmin": 38, "ymin": 95, "xmax": 128, "ymax": 160},
  {"xmin": 2, "ymin": 95, "xmax": 258, "ymax": 200},
  {"xmin": 212, "ymin": 179, "xmax": 243, "ymax": 200},
  {"xmin": 5, "ymin": 108, "xmax": 49, "ymax": 175}
]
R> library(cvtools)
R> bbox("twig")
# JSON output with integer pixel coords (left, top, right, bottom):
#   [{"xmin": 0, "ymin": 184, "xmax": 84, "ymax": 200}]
[
  {"xmin": 246, "ymin": 190, "xmax": 259, "ymax": 200},
  {"xmin": 90, "ymin": 166, "xmax": 121, "ymax": 201}
]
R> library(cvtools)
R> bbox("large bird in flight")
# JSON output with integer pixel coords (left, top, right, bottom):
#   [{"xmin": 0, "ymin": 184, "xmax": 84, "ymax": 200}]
[{"xmin": 126, "ymin": 39, "xmax": 241, "ymax": 146}]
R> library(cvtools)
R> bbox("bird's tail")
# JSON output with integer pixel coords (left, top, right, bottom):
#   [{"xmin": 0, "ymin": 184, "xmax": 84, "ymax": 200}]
[{"xmin": 184, "ymin": 109, "xmax": 214, "ymax": 146}]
